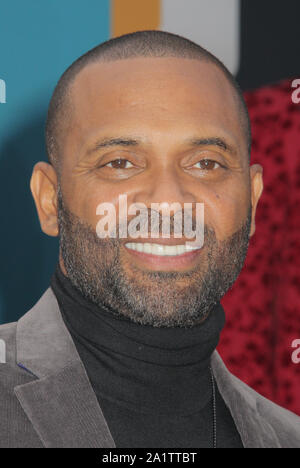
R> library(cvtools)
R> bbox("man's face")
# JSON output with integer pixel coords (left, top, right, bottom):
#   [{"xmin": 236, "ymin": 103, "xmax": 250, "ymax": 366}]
[{"xmin": 33, "ymin": 57, "xmax": 263, "ymax": 327}]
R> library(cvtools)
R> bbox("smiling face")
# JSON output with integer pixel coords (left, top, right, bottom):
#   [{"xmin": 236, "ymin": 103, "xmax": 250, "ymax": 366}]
[{"xmin": 31, "ymin": 57, "xmax": 263, "ymax": 327}]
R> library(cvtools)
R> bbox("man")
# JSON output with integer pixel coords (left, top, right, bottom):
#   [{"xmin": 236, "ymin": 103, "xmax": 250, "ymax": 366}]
[{"xmin": 0, "ymin": 30, "xmax": 299, "ymax": 448}]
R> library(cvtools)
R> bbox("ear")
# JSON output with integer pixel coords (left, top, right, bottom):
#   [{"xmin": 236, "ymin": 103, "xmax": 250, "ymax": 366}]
[
  {"xmin": 30, "ymin": 162, "xmax": 59, "ymax": 237},
  {"xmin": 249, "ymin": 163, "xmax": 264, "ymax": 237}
]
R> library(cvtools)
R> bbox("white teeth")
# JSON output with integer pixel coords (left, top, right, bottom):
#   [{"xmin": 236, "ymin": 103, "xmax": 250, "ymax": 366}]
[
  {"xmin": 143, "ymin": 243, "xmax": 152, "ymax": 254},
  {"xmin": 125, "ymin": 242, "xmax": 200, "ymax": 256}
]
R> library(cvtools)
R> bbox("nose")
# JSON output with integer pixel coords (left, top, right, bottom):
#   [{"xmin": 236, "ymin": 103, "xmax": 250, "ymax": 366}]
[{"xmin": 132, "ymin": 166, "xmax": 197, "ymax": 208}]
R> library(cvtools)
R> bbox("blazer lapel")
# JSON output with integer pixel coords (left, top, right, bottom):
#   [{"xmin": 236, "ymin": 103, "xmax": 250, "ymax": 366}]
[
  {"xmin": 211, "ymin": 351, "xmax": 281, "ymax": 448},
  {"xmin": 14, "ymin": 288, "xmax": 116, "ymax": 448}
]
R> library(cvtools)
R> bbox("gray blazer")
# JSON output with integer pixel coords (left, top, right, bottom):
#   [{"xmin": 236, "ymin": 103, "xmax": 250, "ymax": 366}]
[{"xmin": 0, "ymin": 288, "xmax": 299, "ymax": 448}]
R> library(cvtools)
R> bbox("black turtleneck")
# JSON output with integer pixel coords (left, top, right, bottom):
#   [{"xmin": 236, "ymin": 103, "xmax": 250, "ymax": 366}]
[{"xmin": 50, "ymin": 264, "xmax": 243, "ymax": 448}]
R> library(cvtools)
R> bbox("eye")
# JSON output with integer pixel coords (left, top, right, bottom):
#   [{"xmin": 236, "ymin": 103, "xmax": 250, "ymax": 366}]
[
  {"xmin": 105, "ymin": 158, "xmax": 134, "ymax": 169},
  {"xmin": 193, "ymin": 159, "xmax": 222, "ymax": 170}
]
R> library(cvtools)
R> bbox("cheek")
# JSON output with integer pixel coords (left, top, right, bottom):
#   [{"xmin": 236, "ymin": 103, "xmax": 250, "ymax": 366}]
[
  {"xmin": 203, "ymin": 182, "xmax": 251, "ymax": 242},
  {"xmin": 63, "ymin": 178, "xmax": 122, "ymax": 229}
]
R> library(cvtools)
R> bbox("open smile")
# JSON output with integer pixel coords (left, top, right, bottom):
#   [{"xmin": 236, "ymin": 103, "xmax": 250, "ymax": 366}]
[{"xmin": 124, "ymin": 242, "xmax": 203, "ymax": 270}]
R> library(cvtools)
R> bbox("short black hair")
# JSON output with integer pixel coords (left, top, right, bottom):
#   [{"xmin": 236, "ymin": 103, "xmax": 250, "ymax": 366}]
[{"xmin": 46, "ymin": 30, "xmax": 251, "ymax": 171}]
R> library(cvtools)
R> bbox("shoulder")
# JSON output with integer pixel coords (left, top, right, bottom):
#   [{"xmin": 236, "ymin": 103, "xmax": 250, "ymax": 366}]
[
  {"xmin": 0, "ymin": 320, "xmax": 17, "ymax": 364},
  {"xmin": 0, "ymin": 319, "xmax": 34, "ymax": 383},
  {"xmin": 0, "ymin": 318, "xmax": 33, "ymax": 394},
  {"xmin": 0, "ymin": 320, "xmax": 41, "ymax": 448},
  {"xmin": 212, "ymin": 351, "xmax": 300, "ymax": 448},
  {"xmin": 251, "ymin": 384, "xmax": 300, "ymax": 447},
  {"xmin": 229, "ymin": 369, "xmax": 300, "ymax": 447},
  {"xmin": 0, "ymin": 320, "xmax": 17, "ymax": 334}
]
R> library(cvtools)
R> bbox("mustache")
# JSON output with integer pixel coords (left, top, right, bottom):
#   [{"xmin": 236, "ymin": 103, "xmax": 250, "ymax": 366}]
[
  {"xmin": 113, "ymin": 205, "xmax": 207, "ymax": 243},
  {"xmin": 121, "ymin": 207, "xmax": 196, "ymax": 231}
]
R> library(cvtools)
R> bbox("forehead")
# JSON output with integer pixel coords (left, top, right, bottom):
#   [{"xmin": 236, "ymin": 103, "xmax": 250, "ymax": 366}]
[{"xmin": 68, "ymin": 57, "xmax": 243, "ymax": 154}]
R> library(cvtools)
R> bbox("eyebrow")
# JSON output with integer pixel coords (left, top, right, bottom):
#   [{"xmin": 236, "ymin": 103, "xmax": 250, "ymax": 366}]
[
  {"xmin": 88, "ymin": 137, "xmax": 139, "ymax": 153},
  {"xmin": 187, "ymin": 137, "xmax": 236, "ymax": 155},
  {"xmin": 88, "ymin": 136, "xmax": 237, "ymax": 157}
]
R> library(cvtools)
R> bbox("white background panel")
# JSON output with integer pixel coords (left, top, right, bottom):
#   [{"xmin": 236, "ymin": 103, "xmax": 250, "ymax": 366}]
[{"xmin": 161, "ymin": 0, "xmax": 240, "ymax": 75}]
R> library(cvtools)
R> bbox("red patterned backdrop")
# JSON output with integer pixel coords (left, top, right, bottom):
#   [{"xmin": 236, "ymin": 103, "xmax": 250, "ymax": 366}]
[{"xmin": 218, "ymin": 78, "xmax": 300, "ymax": 415}]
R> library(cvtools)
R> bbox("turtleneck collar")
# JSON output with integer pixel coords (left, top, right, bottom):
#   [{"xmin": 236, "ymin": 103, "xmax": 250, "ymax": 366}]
[{"xmin": 50, "ymin": 263, "xmax": 225, "ymax": 416}]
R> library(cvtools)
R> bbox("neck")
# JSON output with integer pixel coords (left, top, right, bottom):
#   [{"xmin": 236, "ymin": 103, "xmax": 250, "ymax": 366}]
[{"xmin": 51, "ymin": 263, "xmax": 225, "ymax": 415}]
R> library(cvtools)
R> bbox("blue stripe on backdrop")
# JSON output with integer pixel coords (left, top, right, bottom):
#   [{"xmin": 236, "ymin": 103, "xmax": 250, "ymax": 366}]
[{"xmin": 0, "ymin": 1, "xmax": 110, "ymax": 324}]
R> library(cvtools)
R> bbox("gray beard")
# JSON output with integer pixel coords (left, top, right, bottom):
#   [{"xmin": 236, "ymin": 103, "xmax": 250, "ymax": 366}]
[{"xmin": 57, "ymin": 185, "xmax": 252, "ymax": 328}]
